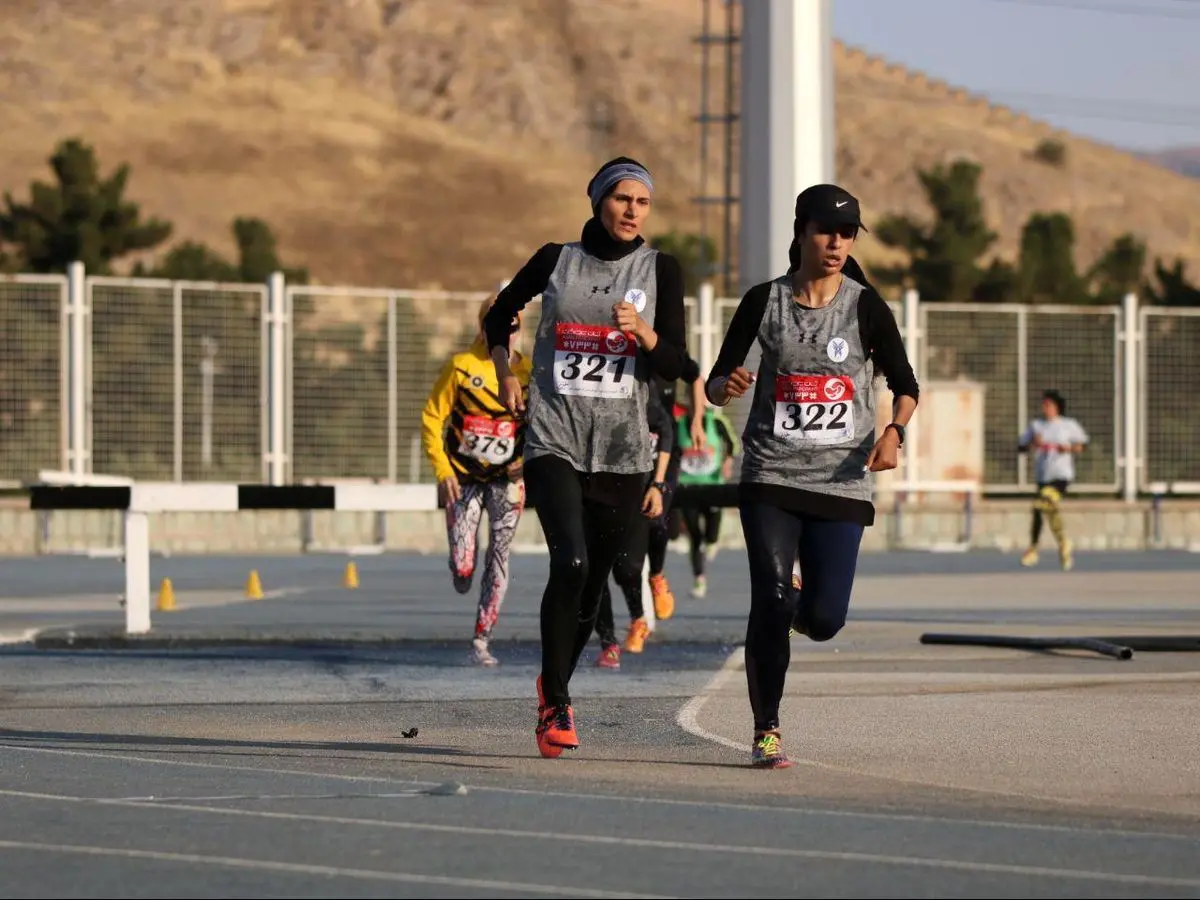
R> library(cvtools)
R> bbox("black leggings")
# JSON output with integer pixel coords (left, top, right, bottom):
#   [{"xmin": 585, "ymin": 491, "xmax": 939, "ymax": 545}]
[
  {"xmin": 681, "ymin": 506, "xmax": 723, "ymax": 576},
  {"xmin": 740, "ymin": 498, "xmax": 864, "ymax": 733},
  {"xmin": 525, "ymin": 454, "xmax": 645, "ymax": 707},
  {"xmin": 645, "ymin": 478, "xmax": 679, "ymax": 576},
  {"xmin": 594, "ymin": 510, "xmax": 650, "ymax": 646}
]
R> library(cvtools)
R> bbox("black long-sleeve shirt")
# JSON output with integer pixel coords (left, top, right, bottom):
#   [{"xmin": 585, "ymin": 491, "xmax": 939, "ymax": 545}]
[
  {"xmin": 484, "ymin": 218, "xmax": 688, "ymax": 383},
  {"xmin": 707, "ymin": 277, "xmax": 919, "ymax": 403}
]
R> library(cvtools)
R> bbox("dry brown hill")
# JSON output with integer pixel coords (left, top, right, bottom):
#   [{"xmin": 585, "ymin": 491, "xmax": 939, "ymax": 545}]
[{"xmin": 3, "ymin": 0, "xmax": 1199, "ymax": 295}]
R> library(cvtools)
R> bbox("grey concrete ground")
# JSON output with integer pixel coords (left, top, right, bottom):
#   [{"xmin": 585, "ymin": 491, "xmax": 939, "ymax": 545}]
[{"xmin": 1, "ymin": 546, "xmax": 1199, "ymax": 898}]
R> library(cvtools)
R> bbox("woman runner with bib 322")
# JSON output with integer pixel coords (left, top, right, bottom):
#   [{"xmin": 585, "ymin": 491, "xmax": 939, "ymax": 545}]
[
  {"xmin": 421, "ymin": 297, "xmax": 531, "ymax": 666},
  {"xmin": 706, "ymin": 183, "xmax": 919, "ymax": 768},
  {"xmin": 483, "ymin": 156, "xmax": 687, "ymax": 758}
]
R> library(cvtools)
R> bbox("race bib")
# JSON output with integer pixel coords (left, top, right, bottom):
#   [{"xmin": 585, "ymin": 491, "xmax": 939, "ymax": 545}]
[
  {"xmin": 680, "ymin": 447, "xmax": 719, "ymax": 477},
  {"xmin": 459, "ymin": 416, "xmax": 517, "ymax": 465},
  {"xmin": 553, "ymin": 323, "xmax": 637, "ymax": 399},
  {"xmin": 773, "ymin": 375, "xmax": 856, "ymax": 445}
]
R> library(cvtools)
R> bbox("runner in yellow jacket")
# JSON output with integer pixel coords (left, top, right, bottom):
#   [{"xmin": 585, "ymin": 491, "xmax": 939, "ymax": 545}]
[{"xmin": 421, "ymin": 297, "xmax": 533, "ymax": 666}]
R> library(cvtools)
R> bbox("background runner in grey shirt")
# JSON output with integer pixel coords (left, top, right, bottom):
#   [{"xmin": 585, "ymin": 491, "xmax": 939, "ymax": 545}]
[
  {"xmin": 706, "ymin": 183, "xmax": 919, "ymax": 769},
  {"xmin": 1018, "ymin": 389, "xmax": 1088, "ymax": 570}
]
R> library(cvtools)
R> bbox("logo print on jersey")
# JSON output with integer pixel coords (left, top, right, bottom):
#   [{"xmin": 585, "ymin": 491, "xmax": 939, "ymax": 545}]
[
  {"xmin": 823, "ymin": 377, "xmax": 847, "ymax": 401},
  {"xmin": 827, "ymin": 337, "xmax": 849, "ymax": 363},
  {"xmin": 605, "ymin": 331, "xmax": 629, "ymax": 354},
  {"xmin": 624, "ymin": 288, "xmax": 647, "ymax": 312}
]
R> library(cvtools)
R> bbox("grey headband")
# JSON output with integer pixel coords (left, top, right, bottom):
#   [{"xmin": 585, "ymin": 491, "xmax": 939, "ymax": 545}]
[{"xmin": 587, "ymin": 163, "xmax": 654, "ymax": 209}]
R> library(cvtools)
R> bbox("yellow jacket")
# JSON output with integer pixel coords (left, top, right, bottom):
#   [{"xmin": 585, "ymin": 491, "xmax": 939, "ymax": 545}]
[{"xmin": 420, "ymin": 341, "xmax": 532, "ymax": 483}]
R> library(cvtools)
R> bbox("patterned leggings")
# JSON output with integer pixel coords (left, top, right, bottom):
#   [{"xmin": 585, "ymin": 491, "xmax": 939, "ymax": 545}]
[{"xmin": 446, "ymin": 478, "xmax": 526, "ymax": 638}]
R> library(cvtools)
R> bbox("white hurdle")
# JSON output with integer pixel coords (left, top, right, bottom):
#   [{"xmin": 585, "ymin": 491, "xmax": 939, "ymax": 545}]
[{"xmin": 29, "ymin": 481, "xmax": 438, "ymax": 635}]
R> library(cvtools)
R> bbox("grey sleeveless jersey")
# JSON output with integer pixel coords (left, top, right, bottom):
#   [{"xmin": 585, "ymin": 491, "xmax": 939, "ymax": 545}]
[
  {"xmin": 523, "ymin": 241, "xmax": 660, "ymax": 475},
  {"xmin": 740, "ymin": 274, "xmax": 877, "ymax": 503}
]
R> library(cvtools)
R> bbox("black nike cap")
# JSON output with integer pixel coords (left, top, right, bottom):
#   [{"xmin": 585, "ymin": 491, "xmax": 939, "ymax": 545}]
[{"xmin": 795, "ymin": 183, "xmax": 868, "ymax": 232}]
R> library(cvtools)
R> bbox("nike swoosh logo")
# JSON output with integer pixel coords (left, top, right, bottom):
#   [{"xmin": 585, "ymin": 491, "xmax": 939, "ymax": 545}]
[{"xmin": 835, "ymin": 201, "xmax": 848, "ymax": 208}]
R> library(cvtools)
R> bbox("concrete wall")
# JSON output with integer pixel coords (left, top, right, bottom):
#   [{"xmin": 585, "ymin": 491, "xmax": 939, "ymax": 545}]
[{"xmin": 3, "ymin": 500, "xmax": 1198, "ymax": 557}]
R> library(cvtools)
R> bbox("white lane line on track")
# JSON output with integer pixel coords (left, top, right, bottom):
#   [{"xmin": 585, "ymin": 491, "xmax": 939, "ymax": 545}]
[
  {"xmin": 0, "ymin": 838, "xmax": 664, "ymax": 899},
  {"xmin": 3, "ymin": 741, "xmax": 1200, "ymax": 844},
  {"xmin": 1, "ymin": 788, "xmax": 1198, "ymax": 890},
  {"xmin": 675, "ymin": 644, "xmax": 745, "ymax": 752}
]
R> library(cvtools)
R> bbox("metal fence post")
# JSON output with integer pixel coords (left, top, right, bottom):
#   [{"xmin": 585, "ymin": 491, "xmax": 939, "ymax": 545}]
[
  {"xmin": 267, "ymin": 271, "xmax": 288, "ymax": 485},
  {"xmin": 1122, "ymin": 292, "xmax": 1139, "ymax": 503},
  {"xmin": 66, "ymin": 261, "xmax": 88, "ymax": 478},
  {"xmin": 902, "ymin": 288, "xmax": 920, "ymax": 485},
  {"xmin": 698, "ymin": 281, "xmax": 716, "ymax": 378}
]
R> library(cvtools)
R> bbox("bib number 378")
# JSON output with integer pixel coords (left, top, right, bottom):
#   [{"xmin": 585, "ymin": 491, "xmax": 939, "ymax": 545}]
[
  {"xmin": 553, "ymin": 323, "xmax": 637, "ymax": 399},
  {"xmin": 460, "ymin": 416, "xmax": 516, "ymax": 465},
  {"xmin": 773, "ymin": 375, "xmax": 856, "ymax": 445}
]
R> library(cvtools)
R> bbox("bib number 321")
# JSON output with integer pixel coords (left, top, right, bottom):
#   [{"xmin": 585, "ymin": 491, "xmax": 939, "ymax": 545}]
[
  {"xmin": 774, "ymin": 375, "xmax": 856, "ymax": 445},
  {"xmin": 553, "ymin": 323, "xmax": 637, "ymax": 399}
]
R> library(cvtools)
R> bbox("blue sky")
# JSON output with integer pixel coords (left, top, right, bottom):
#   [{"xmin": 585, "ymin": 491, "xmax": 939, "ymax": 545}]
[{"xmin": 831, "ymin": 0, "xmax": 1200, "ymax": 152}]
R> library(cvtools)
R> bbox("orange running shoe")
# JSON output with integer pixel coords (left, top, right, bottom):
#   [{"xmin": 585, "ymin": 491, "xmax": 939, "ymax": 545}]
[
  {"xmin": 535, "ymin": 676, "xmax": 563, "ymax": 759},
  {"xmin": 649, "ymin": 573, "xmax": 675, "ymax": 620},
  {"xmin": 623, "ymin": 617, "xmax": 650, "ymax": 653},
  {"xmin": 537, "ymin": 704, "xmax": 579, "ymax": 757}
]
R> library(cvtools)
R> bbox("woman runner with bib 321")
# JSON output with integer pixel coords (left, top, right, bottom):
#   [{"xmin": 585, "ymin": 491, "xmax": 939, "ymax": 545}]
[
  {"xmin": 483, "ymin": 157, "xmax": 687, "ymax": 758},
  {"xmin": 421, "ymin": 298, "xmax": 531, "ymax": 666},
  {"xmin": 706, "ymin": 183, "xmax": 919, "ymax": 768}
]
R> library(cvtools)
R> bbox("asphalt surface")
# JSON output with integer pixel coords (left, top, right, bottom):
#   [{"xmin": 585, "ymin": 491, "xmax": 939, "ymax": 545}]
[{"xmin": 2, "ymin": 546, "xmax": 1199, "ymax": 898}]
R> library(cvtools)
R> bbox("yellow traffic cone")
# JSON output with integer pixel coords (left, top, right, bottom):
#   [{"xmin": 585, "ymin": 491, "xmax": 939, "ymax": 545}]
[
  {"xmin": 343, "ymin": 560, "xmax": 359, "ymax": 589},
  {"xmin": 156, "ymin": 578, "xmax": 176, "ymax": 611},
  {"xmin": 245, "ymin": 569, "xmax": 264, "ymax": 600}
]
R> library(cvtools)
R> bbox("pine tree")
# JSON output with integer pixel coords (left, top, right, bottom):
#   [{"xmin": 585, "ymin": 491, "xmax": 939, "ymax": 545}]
[{"xmin": 0, "ymin": 138, "xmax": 172, "ymax": 274}]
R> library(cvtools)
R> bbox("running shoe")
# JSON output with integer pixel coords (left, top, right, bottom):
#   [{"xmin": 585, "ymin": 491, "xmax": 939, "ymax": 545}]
[
  {"xmin": 691, "ymin": 575, "xmax": 707, "ymax": 598},
  {"xmin": 1020, "ymin": 548, "xmax": 1039, "ymax": 567},
  {"xmin": 595, "ymin": 643, "xmax": 621, "ymax": 670},
  {"xmin": 649, "ymin": 573, "xmax": 675, "ymax": 620},
  {"xmin": 471, "ymin": 635, "xmax": 497, "ymax": 667},
  {"xmin": 750, "ymin": 730, "xmax": 793, "ymax": 769},
  {"xmin": 537, "ymin": 703, "xmax": 579, "ymax": 757},
  {"xmin": 624, "ymin": 617, "xmax": 650, "ymax": 653},
  {"xmin": 535, "ymin": 676, "xmax": 563, "ymax": 758},
  {"xmin": 1059, "ymin": 539, "xmax": 1074, "ymax": 571}
]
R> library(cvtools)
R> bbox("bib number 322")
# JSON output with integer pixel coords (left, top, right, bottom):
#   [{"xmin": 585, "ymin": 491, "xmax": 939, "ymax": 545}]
[
  {"xmin": 553, "ymin": 323, "xmax": 637, "ymax": 399},
  {"xmin": 773, "ymin": 375, "xmax": 856, "ymax": 445}
]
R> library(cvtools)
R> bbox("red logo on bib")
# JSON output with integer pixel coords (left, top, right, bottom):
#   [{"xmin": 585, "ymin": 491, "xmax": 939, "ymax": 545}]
[
  {"xmin": 555, "ymin": 323, "xmax": 637, "ymax": 356},
  {"xmin": 823, "ymin": 377, "xmax": 847, "ymax": 401},
  {"xmin": 605, "ymin": 331, "xmax": 629, "ymax": 354},
  {"xmin": 775, "ymin": 374, "xmax": 856, "ymax": 402}
]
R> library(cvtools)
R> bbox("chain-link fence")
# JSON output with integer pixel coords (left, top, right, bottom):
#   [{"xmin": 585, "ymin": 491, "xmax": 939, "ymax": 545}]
[
  {"xmin": 1141, "ymin": 306, "xmax": 1200, "ymax": 487},
  {"xmin": 180, "ymin": 282, "xmax": 266, "ymax": 481},
  {"xmin": 8, "ymin": 264, "xmax": 1200, "ymax": 494},
  {"xmin": 286, "ymin": 287, "xmax": 495, "ymax": 482},
  {"xmin": 0, "ymin": 274, "xmax": 66, "ymax": 482},
  {"xmin": 86, "ymin": 278, "xmax": 266, "ymax": 482},
  {"xmin": 920, "ymin": 303, "xmax": 1120, "ymax": 492}
]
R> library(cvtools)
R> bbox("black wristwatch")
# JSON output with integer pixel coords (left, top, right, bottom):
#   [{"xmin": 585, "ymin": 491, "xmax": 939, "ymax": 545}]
[
  {"xmin": 885, "ymin": 423, "xmax": 905, "ymax": 445},
  {"xmin": 650, "ymin": 480, "xmax": 668, "ymax": 493}
]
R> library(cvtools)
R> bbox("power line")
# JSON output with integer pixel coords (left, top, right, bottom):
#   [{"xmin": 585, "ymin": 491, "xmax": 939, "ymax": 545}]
[
  {"xmin": 840, "ymin": 84, "xmax": 1200, "ymax": 131},
  {"xmin": 976, "ymin": 0, "xmax": 1200, "ymax": 20}
]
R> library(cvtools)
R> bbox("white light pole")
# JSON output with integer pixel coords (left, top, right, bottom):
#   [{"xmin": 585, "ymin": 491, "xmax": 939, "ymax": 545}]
[{"xmin": 739, "ymin": 0, "xmax": 835, "ymax": 292}]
